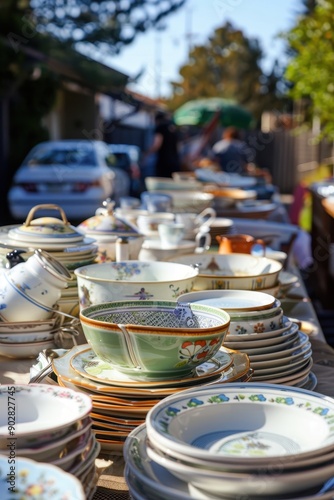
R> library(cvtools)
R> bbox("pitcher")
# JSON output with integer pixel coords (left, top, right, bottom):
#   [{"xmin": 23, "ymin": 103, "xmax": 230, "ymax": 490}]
[{"xmin": 216, "ymin": 234, "xmax": 266, "ymax": 255}]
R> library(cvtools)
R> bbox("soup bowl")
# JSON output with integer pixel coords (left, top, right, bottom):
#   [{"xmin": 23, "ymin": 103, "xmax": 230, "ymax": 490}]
[
  {"xmin": 168, "ymin": 253, "xmax": 283, "ymax": 291},
  {"xmin": 74, "ymin": 261, "xmax": 198, "ymax": 309},
  {"xmin": 79, "ymin": 300, "xmax": 230, "ymax": 380}
]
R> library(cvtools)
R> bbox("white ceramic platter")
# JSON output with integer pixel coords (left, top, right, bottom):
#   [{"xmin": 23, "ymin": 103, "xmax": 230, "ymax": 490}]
[
  {"xmin": 241, "ymin": 331, "xmax": 308, "ymax": 356},
  {"xmin": 252, "ymin": 354, "xmax": 312, "ymax": 378}
]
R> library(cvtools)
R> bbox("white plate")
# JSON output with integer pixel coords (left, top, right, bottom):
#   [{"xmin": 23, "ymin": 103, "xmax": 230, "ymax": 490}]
[
  {"xmin": 251, "ymin": 358, "xmax": 313, "ymax": 382},
  {"xmin": 252, "ymin": 354, "xmax": 312, "ymax": 377},
  {"xmin": 248, "ymin": 331, "xmax": 310, "ymax": 360},
  {"xmin": 177, "ymin": 289, "xmax": 276, "ymax": 312},
  {"xmin": 250, "ymin": 341, "xmax": 312, "ymax": 369},
  {"xmin": 241, "ymin": 331, "xmax": 308, "ymax": 355}
]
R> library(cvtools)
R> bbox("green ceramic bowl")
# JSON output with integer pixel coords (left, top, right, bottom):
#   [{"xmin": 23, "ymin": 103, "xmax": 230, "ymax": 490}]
[{"xmin": 79, "ymin": 300, "xmax": 230, "ymax": 380}]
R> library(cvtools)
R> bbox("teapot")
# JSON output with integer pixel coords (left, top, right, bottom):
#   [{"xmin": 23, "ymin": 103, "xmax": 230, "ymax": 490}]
[{"xmin": 0, "ymin": 249, "xmax": 72, "ymax": 322}]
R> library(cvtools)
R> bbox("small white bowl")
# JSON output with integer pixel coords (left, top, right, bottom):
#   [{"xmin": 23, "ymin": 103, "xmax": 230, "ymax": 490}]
[{"xmin": 75, "ymin": 260, "xmax": 198, "ymax": 308}]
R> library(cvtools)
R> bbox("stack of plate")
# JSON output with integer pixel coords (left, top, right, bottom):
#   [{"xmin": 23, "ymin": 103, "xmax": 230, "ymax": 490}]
[
  {"xmin": 206, "ymin": 217, "xmax": 235, "ymax": 242},
  {"xmin": 0, "ymin": 311, "xmax": 63, "ymax": 359},
  {"xmin": 125, "ymin": 382, "xmax": 334, "ymax": 499},
  {"xmin": 52, "ymin": 344, "xmax": 252, "ymax": 454},
  {"xmin": 0, "ymin": 385, "xmax": 100, "ymax": 499},
  {"xmin": 177, "ymin": 289, "xmax": 315, "ymax": 389}
]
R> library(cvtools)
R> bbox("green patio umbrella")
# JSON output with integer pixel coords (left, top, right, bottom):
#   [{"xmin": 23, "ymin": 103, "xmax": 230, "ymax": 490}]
[{"xmin": 173, "ymin": 97, "xmax": 254, "ymax": 129}]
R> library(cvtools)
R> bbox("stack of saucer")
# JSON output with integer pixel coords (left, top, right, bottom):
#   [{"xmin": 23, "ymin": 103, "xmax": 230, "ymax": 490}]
[
  {"xmin": 0, "ymin": 385, "xmax": 100, "ymax": 499},
  {"xmin": 52, "ymin": 344, "xmax": 252, "ymax": 454}
]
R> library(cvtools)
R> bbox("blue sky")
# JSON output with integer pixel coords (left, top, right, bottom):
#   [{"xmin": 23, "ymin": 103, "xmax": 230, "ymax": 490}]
[{"xmin": 106, "ymin": 0, "xmax": 303, "ymax": 98}]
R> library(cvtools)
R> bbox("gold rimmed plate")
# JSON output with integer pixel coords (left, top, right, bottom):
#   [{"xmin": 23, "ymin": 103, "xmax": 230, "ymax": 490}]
[
  {"xmin": 69, "ymin": 345, "xmax": 233, "ymax": 388},
  {"xmin": 53, "ymin": 345, "xmax": 249, "ymax": 397}
]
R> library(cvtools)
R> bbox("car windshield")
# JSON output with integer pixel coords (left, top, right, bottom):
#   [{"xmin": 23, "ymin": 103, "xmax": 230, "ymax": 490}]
[{"xmin": 26, "ymin": 145, "xmax": 97, "ymax": 167}]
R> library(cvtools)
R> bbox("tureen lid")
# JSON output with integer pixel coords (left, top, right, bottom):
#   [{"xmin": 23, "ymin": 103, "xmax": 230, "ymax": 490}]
[
  {"xmin": 8, "ymin": 205, "xmax": 85, "ymax": 244},
  {"xmin": 78, "ymin": 199, "xmax": 141, "ymax": 236}
]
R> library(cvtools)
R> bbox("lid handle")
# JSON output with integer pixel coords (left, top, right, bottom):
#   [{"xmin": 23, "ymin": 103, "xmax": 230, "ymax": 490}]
[{"xmin": 24, "ymin": 205, "xmax": 70, "ymax": 227}]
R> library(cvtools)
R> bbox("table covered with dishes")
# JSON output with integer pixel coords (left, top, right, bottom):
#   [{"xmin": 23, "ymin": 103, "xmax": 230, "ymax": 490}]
[{"xmin": 0, "ymin": 174, "xmax": 333, "ymax": 500}]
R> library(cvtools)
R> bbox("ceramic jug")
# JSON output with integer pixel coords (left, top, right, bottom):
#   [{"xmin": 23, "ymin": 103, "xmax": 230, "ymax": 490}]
[
  {"xmin": 0, "ymin": 249, "xmax": 71, "ymax": 322},
  {"xmin": 216, "ymin": 234, "xmax": 266, "ymax": 255}
]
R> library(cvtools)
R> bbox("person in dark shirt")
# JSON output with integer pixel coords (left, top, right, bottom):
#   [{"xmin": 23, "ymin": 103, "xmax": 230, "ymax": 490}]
[
  {"xmin": 212, "ymin": 126, "xmax": 251, "ymax": 174},
  {"xmin": 146, "ymin": 111, "xmax": 181, "ymax": 177}
]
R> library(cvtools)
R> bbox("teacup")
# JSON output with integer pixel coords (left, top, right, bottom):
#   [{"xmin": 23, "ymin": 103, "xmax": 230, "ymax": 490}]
[
  {"xmin": 216, "ymin": 234, "xmax": 266, "ymax": 255},
  {"xmin": 137, "ymin": 212, "xmax": 175, "ymax": 237},
  {"xmin": 176, "ymin": 208, "xmax": 216, "ymax": 237},
  {"xmin": 119, "ymin": 196, "xmax": 141, "ymax": 209},
  {"xmin": 141, "ymin": 191, "xmax": 173, "ymax": 213},
  {"xmin": 158, "ymin": 223, "xmax": 185, "ymax": 249}
]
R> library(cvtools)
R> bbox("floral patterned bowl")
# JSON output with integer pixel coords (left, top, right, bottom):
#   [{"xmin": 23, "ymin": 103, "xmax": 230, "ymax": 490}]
[
  {"xmin": 74, "ymin": 261, "xmax": 198, "ymax": 310},
  {"xmin": 79, "ymin": 300, "xmax": 230, "ymax": 380},
  {"xmin": 0, "ymin": 454, "xmax": 85, "ymax": 499}
]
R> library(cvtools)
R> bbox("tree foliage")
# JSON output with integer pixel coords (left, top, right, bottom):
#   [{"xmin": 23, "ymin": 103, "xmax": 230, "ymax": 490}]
[
  {"xmin": 21, "ymin": 0, "xmax": 186, "ymax": 54},
  {"xmin": 165, "ymin": 22, "xmax": 289, "ymax": 122},
  {"xmin": 284, "ymin": 0, "xmax": 334, "ymax": 139}
]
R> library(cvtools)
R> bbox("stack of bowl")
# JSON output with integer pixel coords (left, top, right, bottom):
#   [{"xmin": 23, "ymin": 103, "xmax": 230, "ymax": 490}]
[
  {"xmin": 0, "ymin": 384, "xmax": 100, "ymax": 499},
  {"xmin": 125, "ymin": 382, "xmax": 334, "ymax": 499},
  {"xmin": 168, "ymin": 253, "xmax": 283, "ymax": 296},
  {"xmin": 178, "ymin": 290, "xmax": 315, "ymax": 389},
  {"xmin": 51, "ymin": 300, "xmax": 253, "ymax": 453}
]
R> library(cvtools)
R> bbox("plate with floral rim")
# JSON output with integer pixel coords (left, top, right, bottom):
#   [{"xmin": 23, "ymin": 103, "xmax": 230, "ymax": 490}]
[
  {"xmin": 53, "ymin": 346, "xmax": 249, "ymax": 397},
  {"xmin": 69, "ymin": 345, "xmax": 233, "ymax": 388},
  {"xmin": 224, "ymin": 322, "xmax": 299, "ymax": 350}
]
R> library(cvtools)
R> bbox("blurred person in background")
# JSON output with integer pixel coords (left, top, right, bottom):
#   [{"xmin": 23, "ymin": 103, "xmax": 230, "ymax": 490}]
[
  {"xmin": 143, "ymin": 111, "xmax": 181, "ymax": 177},
  {"xmin": 211, "ymin": 126, "xmax": 252, "ymax": 174}
]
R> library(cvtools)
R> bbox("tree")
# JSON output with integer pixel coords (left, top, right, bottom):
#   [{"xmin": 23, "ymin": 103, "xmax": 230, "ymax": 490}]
[
  {"xmin": 165, "ymin": 22, "xmax": 288, "ymax": 122},
  {"xmin": 11, "ymin": 0, "xmax": 186, "ymax": 54},
  {"xmin": 284, "ymin": 0, "xmax": 334, "ymax": 139}
]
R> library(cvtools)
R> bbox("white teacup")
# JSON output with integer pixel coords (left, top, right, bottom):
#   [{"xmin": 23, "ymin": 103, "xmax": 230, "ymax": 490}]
[
  {"xmin": 176, "ymin": 208, "xmax": 216, "ymax": 237},
  {"xmin": 158, "ymin": 223, "xmax": 185, "ymax": 249},
  {"xmin": 137, "ymin": 212, "xmax": 175, "ymax": 237}
]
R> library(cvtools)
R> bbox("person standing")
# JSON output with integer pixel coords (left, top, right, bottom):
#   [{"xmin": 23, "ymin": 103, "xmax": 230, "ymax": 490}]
[{"xmin": 145, "ymin": 111, "xmax": 181, "ymax": 177}]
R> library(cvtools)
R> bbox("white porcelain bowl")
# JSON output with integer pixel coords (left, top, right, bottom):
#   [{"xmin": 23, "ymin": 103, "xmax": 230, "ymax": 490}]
[
  {"xmin": 74, "ymin": 261, "xmax": 198, "ymax": 309},
  {"xmin": 0, "ymin": 455, "xmax": 86, "ymax": 500},
  {"xmin": 146, "ymin": 382, "xmax": 334, "ymax": 466},
  {"xmin": 168, "ymin": 253, "xmax": 283, "ymax": 291},
  {"xmin": 0, "ymin": 384, "xmax": 92, "ymax": 448}
]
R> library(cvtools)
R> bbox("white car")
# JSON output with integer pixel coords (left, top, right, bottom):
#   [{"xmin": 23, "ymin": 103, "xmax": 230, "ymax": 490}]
[{"xmin": 8, "ymin": 140, "xmax": 118, "ymax": 222}]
